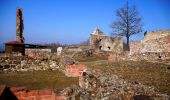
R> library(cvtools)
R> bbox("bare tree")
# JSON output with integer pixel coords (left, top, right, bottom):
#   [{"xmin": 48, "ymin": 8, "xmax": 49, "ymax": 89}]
[{"xmin": 111, "ymin": 2, "xmax": 143, "ymax": 50}]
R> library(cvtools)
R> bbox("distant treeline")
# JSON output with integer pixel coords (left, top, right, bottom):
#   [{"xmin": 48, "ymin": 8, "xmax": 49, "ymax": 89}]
[{"xmin": 37, "ymin": 39, "xmax": 89, "ymax": 52}]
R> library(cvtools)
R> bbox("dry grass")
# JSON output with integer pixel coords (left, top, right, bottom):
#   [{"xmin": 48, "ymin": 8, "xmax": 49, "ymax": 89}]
[
  {"xmin": 74, "ymin": 53, "xmax": 107, "ymax": 62},
  {"xmin": 82, "ymin": 60, "xmax": 170, "ymax": 95},
  {"xmin": 0, "ymin": 70, "xmax": 78, "ymax": 90}
]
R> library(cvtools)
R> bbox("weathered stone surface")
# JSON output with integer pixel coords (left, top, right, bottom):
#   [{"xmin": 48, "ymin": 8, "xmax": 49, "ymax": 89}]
[
  {"xmin": 59, "ymin": 56, "xmax": 75, "ymax": 67},
  {"xmin": 90, "ymin": 28, "xmax": 124, "ymax": 52},
  {"xmin": 57, "ymin": 47, "xmax": 62, "ymax": 56},
  {"xmin": 16, "ymin": 8, "xmax": 24, "ymax": 43},
  {"xmin": 0, "ymin": 54, "xmax": 61, "ymax": 72},
  {"xmin": 64, "ymin": 70, "xmax": 169, "ymax": 100},
  {"xmin": 129, "ymin": 30, "xmax": 170, "ymax": 61},
  {"xmin": 25, "ymin": 48, "xmax": 51, "ymax": 59},
  {"xmin": 80, "ymin": 49, "xmax": 93, "ymax": 57},
  {"xmin": 65, "ymin": 64, "xmax": 86, "ymax": 77}
]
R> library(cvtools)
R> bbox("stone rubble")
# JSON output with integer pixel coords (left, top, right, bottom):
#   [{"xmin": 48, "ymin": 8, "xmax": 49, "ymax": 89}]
[
  {"xmin": 64, "ymin": 70, "xmax": 169, "ymax": 100},
  {"xmin": 0, "ymin": 51, "xmax": 81, "ymax": 75},
  {"xmin": 0, "ymin": 54, "xmax": 75, "ymax": 72},
  {"xmin": 108, "ymin": 52, "xmax": 170, "ymax": 62},
  {"xmin": 0, "ymin": 50, "xmax": 169, "ymax": 100}
]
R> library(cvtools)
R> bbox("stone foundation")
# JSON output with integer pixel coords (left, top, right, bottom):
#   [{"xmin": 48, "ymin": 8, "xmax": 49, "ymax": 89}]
[
  {"xmin": 0, "ymin": 85, "xmax": 65, "ymax": 100},
  {"xmin": 0, "ymin": 54, "xmax": 59, "ymax": 72},
  {"xmin": 63, "ymin": 70, "xmax": 169, "ymax": 100}
]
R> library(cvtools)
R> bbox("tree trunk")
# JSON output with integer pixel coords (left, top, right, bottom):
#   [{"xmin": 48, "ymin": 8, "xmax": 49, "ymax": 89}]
[{"xmin": 126, "ymin": 36, "xmax": 130, "ymax": 51}]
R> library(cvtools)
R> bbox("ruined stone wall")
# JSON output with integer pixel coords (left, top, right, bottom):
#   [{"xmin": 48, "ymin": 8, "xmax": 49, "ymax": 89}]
[
  {"xmin": 67, "ymin": 48, "xmax": 82, "ymax": 52},
  {"xmin": 142, "ymin": 30, "xmax": 170, "ymax": 42},
  {"xmin": 130, "ymin": 41, "xmax": 141, "ymax": 55},
  {"xmin": 0, "ymin": 54, "xmax": 59, "ymax": 72},
  {"xmin": 90, "ymin": 29, "xmax": 123, "ymax": 52},
  {"xmin": 110, "ymin": 37, "xmax": 123, "ymax": 53},
  {"xmin": 65, "ymin": 64, "xmax": 86, "ymax": 77},
  {"xmin": 0, "ymin": 85, "xmax": 65, "ymax": 100},
  {"xmin": 25, "ymin": 48, "xmax": 51, "ymax": 59},
  {"xmin": 129, "ymin": 30, "xmax": 170, "ymax": 60},
  {"xmin": 130, "ymin": 30, "xmax": 170, "ymax": 54},
  {"xmin": 130, "ymin": 52, "xmax": 170, "ymax": 61},
  {"xmin": 90, "ymin": 34, "xmax": 105, "ymax": 49},
  {"xmin": 90, "ymin": 28, "xmax": 104, "ymax": 49},
  {"xmin": 141, "ymin": 36, "xmax": 170, "ymax": 53},
  {"xmin": 99, "ymin": 36, "xmax": 113, "ymax": 51}
]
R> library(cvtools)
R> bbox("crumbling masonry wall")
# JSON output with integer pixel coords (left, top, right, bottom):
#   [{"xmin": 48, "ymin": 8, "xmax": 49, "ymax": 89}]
[
  {"xmin": 130, "ymin": 30, "xmax": 170, "ymax": 60},
  {"xmin": 90, "ymin": 28, "xmax": 123, "ymax": 52}
]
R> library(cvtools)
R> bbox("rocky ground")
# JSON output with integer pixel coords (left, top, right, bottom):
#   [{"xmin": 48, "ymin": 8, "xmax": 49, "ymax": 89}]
[
  {"xmin": 0, "ymin": 49, "xmax": 170, "ymax": 100},
  {"xmin": 63, "ymin": 59, "xmax": 170, "ymax": 100},
  {"xmin": 63, "ymin": 50, "xmax": 170, "ymax": 100},
  {"xmin": 83, "ymin": 60, "xmax": 170, "ymax": 95}
]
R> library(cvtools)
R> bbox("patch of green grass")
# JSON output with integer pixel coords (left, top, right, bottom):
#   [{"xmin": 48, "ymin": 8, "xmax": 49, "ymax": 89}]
[{"xmin": 0, "ymin": 70, "xmax": 78, "ymax": 90}]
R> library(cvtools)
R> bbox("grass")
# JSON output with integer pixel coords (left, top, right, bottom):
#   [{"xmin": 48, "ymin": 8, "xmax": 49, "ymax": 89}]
[
  {"xmin": 0, "ymin": 70, "xmax": 78, "ymax": 90},
  {"xmin": 74, "ymin": 53, "xmax": 108, "ymax": 62}
]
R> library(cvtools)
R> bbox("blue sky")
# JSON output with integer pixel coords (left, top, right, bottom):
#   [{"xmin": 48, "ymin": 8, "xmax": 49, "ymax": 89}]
[{"xmin": 0, "ymin": 0, "xmax": 170, "ymax": 45}]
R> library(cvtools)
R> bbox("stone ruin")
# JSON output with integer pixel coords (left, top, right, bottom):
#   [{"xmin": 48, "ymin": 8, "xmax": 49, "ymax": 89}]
[
  {"xmin": 0, "ymin": 85, "xmax": 64, "ymax": 100},
  {"xmin": 16, "ymin": 8, "xmax": 24, "ymax": 43},
  {"xmin": 0, "ymin": 54, "xmax": 60, "ymax": 72},
  {"xmin": 57, "ymin": 47, "xmax": 63, "ymax": 56},
  {"xmin": 64, "ymin": 69, "xmax": 169, "ymax": 100},
  {"xmin": 90, "ymin": 28, "xmax": 124, "ymax": 53},
  {"xmin": 108, "ymin": 30, "xmax": 170, "ymax": 61},
  {"xmin": 25, "ymin": 47, "xmax": 52, "ymax": 59},
  {"xmin": 130, "ymin": 30, "xmax": 170, "ymax": 60}
]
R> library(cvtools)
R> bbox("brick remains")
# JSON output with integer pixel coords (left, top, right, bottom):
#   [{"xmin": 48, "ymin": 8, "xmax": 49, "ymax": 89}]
[{"xmin": 0, "ymin": 85, "xmax": 65, "ymax": 100}]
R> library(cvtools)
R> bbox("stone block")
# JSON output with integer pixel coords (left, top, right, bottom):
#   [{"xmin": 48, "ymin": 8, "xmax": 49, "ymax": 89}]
[{"xmin": 65, "ymin": 64, "xmax": 86, "ymax": 77}]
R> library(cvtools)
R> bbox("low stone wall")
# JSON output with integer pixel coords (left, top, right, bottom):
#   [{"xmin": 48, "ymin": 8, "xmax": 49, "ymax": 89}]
[
  {"xmin": 67, "ymin": 48, "xmax": 82, "ymax": 52},
  {"xmin": 0, "ymin": 55, "xmax": 59, "ymax": 72},
  {"xmin": 25, "ymin": 48, "xmax": 52, "ymax": 60},
  {"xmin": 108, "ymin": 52, "xmax": 170, "ymax": 62},
  {"xmin": 65, "ymin": 65, "xmax": 86, "ymax": 77},
  {"xmin": 108, "ymin": 52, "xmax": 129, "ymax": 62},
  {"xmin": 0, "ymin": 85, "xmax": 65, "ymax": 100},
  {"xmin": 129, "ymin": 52, "xmax": 170, "ymax": 61}
]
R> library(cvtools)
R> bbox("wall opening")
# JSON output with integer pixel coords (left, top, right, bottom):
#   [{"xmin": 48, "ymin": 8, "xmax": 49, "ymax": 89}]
[{"xmin": 99, "ymin": 46, "xmax": 102, "ymax": 50}]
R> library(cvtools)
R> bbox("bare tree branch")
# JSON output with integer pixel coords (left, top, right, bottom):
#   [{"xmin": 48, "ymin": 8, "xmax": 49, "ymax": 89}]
[{"xmin": 110, "ymin": 2, "xmax": 143, "ymax": 50}]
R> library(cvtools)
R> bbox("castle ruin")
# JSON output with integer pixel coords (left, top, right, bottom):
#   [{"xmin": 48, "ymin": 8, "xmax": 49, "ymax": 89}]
[{"xmin": 90, "ymin": 28, "xmax": 124, "ymax": 53}]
